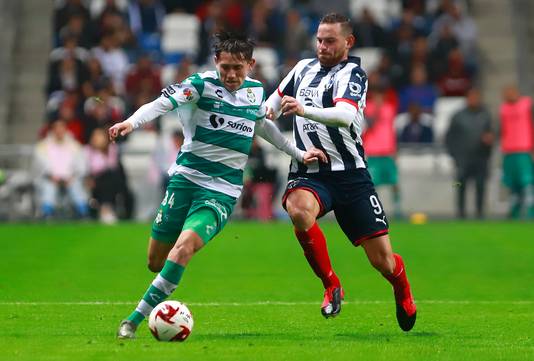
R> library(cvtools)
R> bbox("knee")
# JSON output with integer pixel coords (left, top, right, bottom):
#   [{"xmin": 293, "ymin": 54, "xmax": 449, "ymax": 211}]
[
  {"xmin": 286, "ymin": 202, "xmax": 316, "ymax": 229},
  {"xmin": 369, "ymin": 251, "xmax": 396, "ymax": 275},
  {"xmin": 172, "ymin": 242, "xmax": 196, "ymax": 265}
]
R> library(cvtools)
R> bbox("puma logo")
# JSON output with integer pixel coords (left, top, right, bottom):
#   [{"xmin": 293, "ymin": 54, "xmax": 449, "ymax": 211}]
[{"xmin": 375, "ymin": 216, "xmax": 387, "ymax": 226}]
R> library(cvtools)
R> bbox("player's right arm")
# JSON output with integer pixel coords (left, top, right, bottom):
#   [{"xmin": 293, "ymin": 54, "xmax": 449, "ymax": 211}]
[{"xmin": 109, "ymin": 76, "xmax": 202, "ymax": 140}]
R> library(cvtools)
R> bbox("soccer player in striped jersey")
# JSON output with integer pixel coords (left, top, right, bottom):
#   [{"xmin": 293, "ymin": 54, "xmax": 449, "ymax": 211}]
[
  {"xmin": 111, "ymin": 32, "xmax": 326, "ymax": 339},
  {"xmin": 265, "ymin": 13, "xmax": 417, "ymax": 331}
]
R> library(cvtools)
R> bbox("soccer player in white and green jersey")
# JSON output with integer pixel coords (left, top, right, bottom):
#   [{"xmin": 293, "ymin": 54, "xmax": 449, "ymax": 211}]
[{"xmin": 110, "ymin": 32, "xmax": 326, "ymax": 339}]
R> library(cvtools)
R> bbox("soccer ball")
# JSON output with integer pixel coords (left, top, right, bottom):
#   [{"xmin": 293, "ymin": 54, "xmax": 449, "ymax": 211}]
[{"xmin": 148, "ymin": 300, "xmax": 194, "ymax": 342}]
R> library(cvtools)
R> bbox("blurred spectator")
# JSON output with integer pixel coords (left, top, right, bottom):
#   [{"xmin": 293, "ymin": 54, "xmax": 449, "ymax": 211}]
[
  {"xmin": 128, "ymin": 0, "xmax": 165, "ymax": 54},
  {"xmin": 247, "ymin": 1, "xmax": 283, "ymax": 47},
  {"xmin": 376, "ymin": 53, "xmax": 404, "ymax": 90},
  {"xmin": 437, "ymin": 48, "xmax": 473, "ymax": 96},
  {"xmin": 445, "ymin": 88, "xmax": 494, "ymax": 219},
  {"xmin": 390, "ymin": 7, "xmax": 430, "ymax": 37},
  {"xmin": 81, "ymin": 57, "xmax": 109, "ymax": 99},
  {"xmin": 83, "ymin": 81, "xmax": 125, "ymax": 142},
  {"xmin": 499, "ymin": 85, "xmax": 534, "ymax": 219},
  {"xmin": 429, "ymin": 24, "xmax": 459, "ymax": 78},
  {"xmin": 54, "ymin": 0, "xmax": 91, "ymax": 38},
  {"xmin": 125, "ymin": 54, "xmax": 162, "ymax": 110},
  {"xmin": 58, "ymin": 13, "xmax": 95, "ymax": 49},
  {"xmin": 398, "ymin": 102, "xmax": 434, "ymax": 143},
  {"xmin": 33, "ymin": 118, "xmax": 89, "ymax": 218},
  {"xmin": 152, "ymin": 129, "xmax": 184, "ymax": 194},
  {"xmin": 161, "ymin": 0, "xmax": 198, "ymax": 14},
  {"xmin": 90, "ymin": 0, "xmax": 128, "ymax": 20},
  {"xmin": 58, "ymin": 102, "xmax": 85, "ymax": 144},
  {"xmin": 284, "ymin": 9, "xmax": 310, "ymax": 58},
  {"xmin": 399, "ymin": 65, "xmax": 438, "ymax": 113},
  {"xmin": 173, "ymin": 57, "xmax": 195, "ymax": 83},
  {"xmin": 85, "ymin": 127, "xmax": 134, "ymax": 223},
  {"xmin": 196, "ymin": 1, "xmax": 227, "ymax": 65},
  {"xmin": 349, "ymin": 0, "xmax": 401, "ymax": 27},
  {"xmin": 310, "ymin": 0, "xmax": 350, "ymax": 18},
  {"xmin": 363, "ymin": 89, "xmax": 403, "ymax": 217},
  {"xmin": 367, "ymin": 70, "xmax": 400, "ymax": 111},
  {"xmin": 353, "ymin": 8, "xmax": 387, "ymax": 48},
  {"xmin": 241, "ymin": 139, "xmax": 277, "ymax": 221},
  {"xmin": 51, "ymin": 34, "xmax": 90, "ymax": 63},
  {"xmin": 430, "ymin": 2, "xmax": 477, "ymax": 61},
  {"xmin": 91, "ymin": 31, "xmax": 129, "ymax": 94},
  {"xmin": 47, "ymin": 54, "xmax": 89, "ymax": 96}
]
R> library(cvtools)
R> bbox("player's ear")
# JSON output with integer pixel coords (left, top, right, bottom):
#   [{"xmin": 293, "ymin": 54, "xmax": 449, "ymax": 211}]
[
  {"xmin": 346, "ymin": 34, "xmax": 355, "ymax": 49},
  {"xmin": 248, "ymin": 58, "xmax": 256, "ymax": 72}
]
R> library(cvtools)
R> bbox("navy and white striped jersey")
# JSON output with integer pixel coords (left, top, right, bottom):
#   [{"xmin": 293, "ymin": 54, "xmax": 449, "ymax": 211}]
[{"xmin": 277, "ymin": 56, "xmax": 368, "ymax": 174}]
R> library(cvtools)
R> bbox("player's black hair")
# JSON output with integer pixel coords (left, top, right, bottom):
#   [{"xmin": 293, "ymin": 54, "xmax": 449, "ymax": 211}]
[
  {"xmin": 319, "ymin": 13, "xmax": 353, "ymax": 36},
  {"xmin": 213, "ymin": 31, "xmax": 255, "ymax": 61}
]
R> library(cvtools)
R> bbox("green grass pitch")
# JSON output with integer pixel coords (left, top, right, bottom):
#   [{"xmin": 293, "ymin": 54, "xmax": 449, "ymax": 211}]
[{"xmin": 1, "ymin": 221, "xmax": 533, "ymax": 360}]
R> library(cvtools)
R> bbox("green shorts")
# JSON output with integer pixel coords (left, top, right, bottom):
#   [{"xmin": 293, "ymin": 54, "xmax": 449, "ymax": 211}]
[
  {"xmin": 151, "ymin": 175, "xmax": 237, "ymax": 244},
  {"xmin": 502, "ymin": 153, "xmax": 534, "ymax": 189},
  {"xmin": 366, "ymin": 156, "xmax": 398, "ymax": 186}
]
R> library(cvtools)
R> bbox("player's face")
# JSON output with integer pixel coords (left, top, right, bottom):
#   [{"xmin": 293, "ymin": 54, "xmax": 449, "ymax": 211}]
[
  {"xmin": 316, "ymin": 23, "xmax": 354, "ymax": 67},
  {"xmin": 215, "ymin": 51, "xmax": 255, "ymax": 92}
]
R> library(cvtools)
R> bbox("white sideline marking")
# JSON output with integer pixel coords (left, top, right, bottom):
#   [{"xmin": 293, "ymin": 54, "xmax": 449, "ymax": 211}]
[{"xmin": 0, "ymin": 300, "xmax": 533, "ymax": 306}]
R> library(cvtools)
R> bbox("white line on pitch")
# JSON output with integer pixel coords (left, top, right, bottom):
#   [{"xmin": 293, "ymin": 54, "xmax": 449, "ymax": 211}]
[{"xmin": 0, "ymin": 300, "xmax": 533, "ymax": 306}]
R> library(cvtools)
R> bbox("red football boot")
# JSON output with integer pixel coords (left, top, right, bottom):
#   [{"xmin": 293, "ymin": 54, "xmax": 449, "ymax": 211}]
[{"xmin": 321, "ymin": 286, "xmax": 345, "ymax": 318}]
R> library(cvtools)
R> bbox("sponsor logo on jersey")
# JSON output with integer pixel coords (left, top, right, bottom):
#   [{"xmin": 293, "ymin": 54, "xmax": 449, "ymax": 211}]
[
  {"xmin": 227, "ymin": 120, "xmax": 253, "ymax": 133},
  {"xmin": 209, "ymin": 114, "xmax": 252, "ymax": 133},
  {"xmin": 348, "ymin": 82, "xmax": 362, "ymax": 97},
  {"xmin": 247, "ymin": 88, "xmax": 256, "ymax": 103},
  {"xmin": 302, "ymin": 123, "xmax": 319, "ymax": 132},
  {"xmin": 299, "ymin": 88, "xmax": 320, "ymax": 98},
  {"xmin": 215, "ymin": 88, "xmax": 224, "ymax": 98}
]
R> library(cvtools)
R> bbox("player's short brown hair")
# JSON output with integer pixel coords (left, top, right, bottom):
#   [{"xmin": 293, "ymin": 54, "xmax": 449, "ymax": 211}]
[
  {"xmin": 319, "ymin": 13, "xmax": 353, "ymax": 36},
  {"xmin": 213, "ymin": 31, "xmax": 255, "ymax": 61}
]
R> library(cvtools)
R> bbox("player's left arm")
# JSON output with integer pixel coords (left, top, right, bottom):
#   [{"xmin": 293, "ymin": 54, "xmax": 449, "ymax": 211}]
[{"xmin": 255, "ymin": 117, "xmax": 327, "ymax": 164}]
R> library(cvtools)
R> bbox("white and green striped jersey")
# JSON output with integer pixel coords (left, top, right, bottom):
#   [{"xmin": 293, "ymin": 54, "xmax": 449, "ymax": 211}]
[{"xmin": 125, "ymin": 70, "xmax": 304, "ymax": 199}]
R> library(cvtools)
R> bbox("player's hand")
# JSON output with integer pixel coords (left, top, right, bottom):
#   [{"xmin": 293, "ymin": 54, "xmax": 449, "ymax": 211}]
[
  {"xmin": 281, "ymin": 96, "xmax": 304, "ymax": 116},
  {"xmin": 302, "ymin": 147, "xmax": 328, "ymax": 165},
  {"xmin": 266, "ymin": 106, "xmax": 276, "ymax": 120},
  {"xmin": 108, "ymin": 121, "xmax": 133, "ymax": 141}
]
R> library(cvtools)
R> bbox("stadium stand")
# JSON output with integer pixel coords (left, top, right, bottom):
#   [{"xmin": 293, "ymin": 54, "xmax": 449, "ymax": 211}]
[{"xmin": 0, "ymin": 0, "xmax": 525, "ymax": 220}]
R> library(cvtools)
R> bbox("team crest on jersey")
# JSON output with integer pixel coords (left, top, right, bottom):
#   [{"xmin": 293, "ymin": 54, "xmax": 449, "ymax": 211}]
[
  {"xmin": 348, "ymin": 82, "xmax": 362, "ymax": 97},
  {"xmin": 183, "ymin": 88, "xmax": 193, "ymax": 101},
  {"xmin": 246, "ymin": 88, "xmax": 256, "ymax": 103}
]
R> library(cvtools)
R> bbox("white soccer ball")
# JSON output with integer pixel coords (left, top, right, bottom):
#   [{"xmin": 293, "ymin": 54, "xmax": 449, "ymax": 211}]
[{"xmin": 148, "ymin": 300, "xmax": 194, "ymax": 342}]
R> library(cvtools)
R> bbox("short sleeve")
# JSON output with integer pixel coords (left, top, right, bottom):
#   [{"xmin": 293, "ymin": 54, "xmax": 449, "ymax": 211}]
[{"xmin": 333, "ymin": 66, "xmax": 368, "ymax": 109}]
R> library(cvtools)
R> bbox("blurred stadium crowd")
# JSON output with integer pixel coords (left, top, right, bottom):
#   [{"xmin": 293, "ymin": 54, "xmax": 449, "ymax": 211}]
[{"xmin": 5, "ymin": 0, "xmax": 529, "ymax": 222}]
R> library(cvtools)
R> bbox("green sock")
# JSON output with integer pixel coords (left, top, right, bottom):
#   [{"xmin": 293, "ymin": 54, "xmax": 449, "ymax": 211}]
[{"xmin": 127, "ymin": 260, "xmax": 185, "ymax": 326}]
